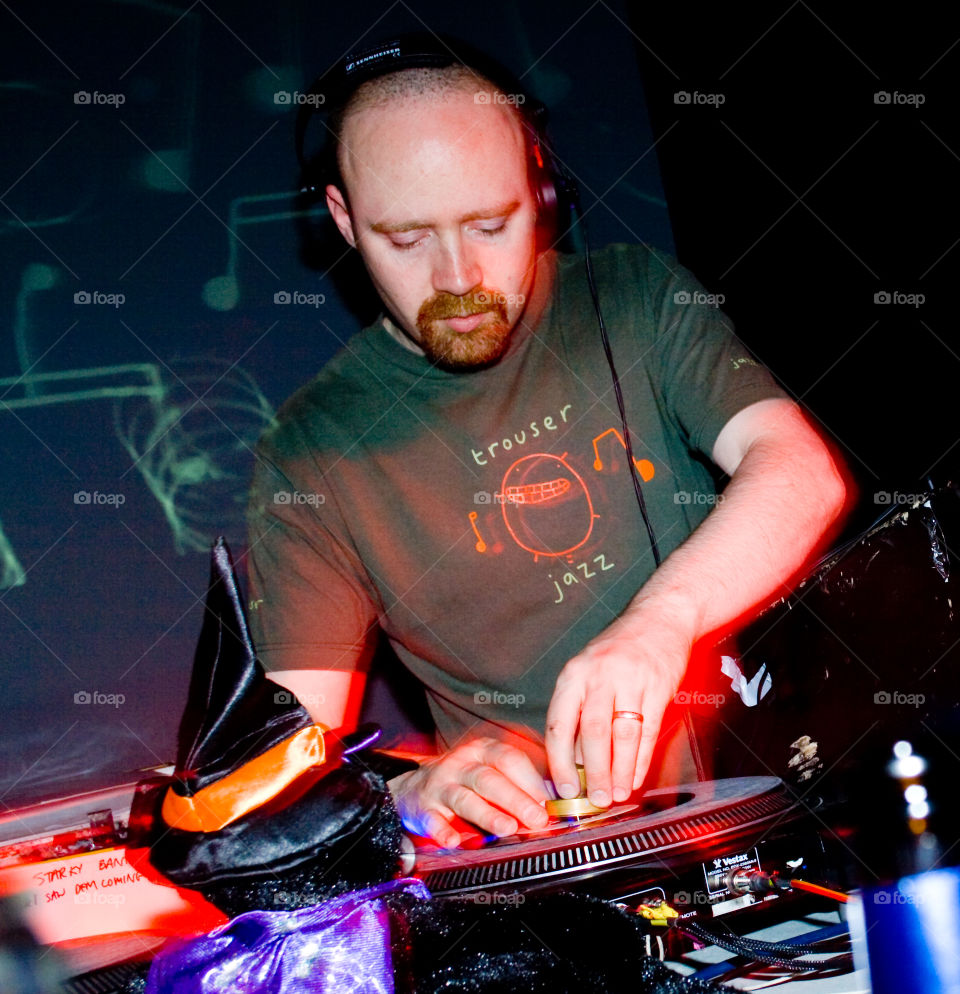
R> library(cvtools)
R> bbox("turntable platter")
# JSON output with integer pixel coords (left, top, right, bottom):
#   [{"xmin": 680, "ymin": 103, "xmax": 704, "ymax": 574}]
[{"xmin": 412, "ymin": 777, "xmax": 803, "ymax": 897}]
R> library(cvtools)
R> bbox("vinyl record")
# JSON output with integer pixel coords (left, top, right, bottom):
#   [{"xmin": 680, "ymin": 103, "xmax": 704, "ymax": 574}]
[{"xmin": 413, "ymin": 777, "xmax": 802, "ymax": 896}]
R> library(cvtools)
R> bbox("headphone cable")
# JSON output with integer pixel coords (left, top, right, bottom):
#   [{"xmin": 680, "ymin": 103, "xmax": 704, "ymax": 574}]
[{"xmin": 578, "ymin": 211, "xmax": 662, "ymax": 568}]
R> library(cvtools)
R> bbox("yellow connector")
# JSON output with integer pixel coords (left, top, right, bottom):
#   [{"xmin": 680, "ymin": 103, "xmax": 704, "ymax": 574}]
[{"xmin": 636, "ymin": 900, "xmax": 679, "ymax": 927}]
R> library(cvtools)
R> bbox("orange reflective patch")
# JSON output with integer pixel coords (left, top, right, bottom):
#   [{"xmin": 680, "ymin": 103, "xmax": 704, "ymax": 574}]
[{"xmin": 161, "ymin": 725, "xmax": 327, "ymax": 833}]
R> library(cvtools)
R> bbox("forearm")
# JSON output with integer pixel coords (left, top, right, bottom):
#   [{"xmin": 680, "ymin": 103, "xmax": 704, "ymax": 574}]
[{"xmin": 615, "ymin": 410, "xmax": 847, "ymax": 648}]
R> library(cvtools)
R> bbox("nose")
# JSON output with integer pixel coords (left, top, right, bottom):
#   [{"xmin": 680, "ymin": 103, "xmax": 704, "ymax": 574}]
[{"xmin": 432, "ymin": 234, "xmax": 482, "ymax": 297}]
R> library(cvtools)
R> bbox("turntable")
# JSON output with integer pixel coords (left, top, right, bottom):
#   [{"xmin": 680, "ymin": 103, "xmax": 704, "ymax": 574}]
[{"xmin": 412, "ymin": 776, "xmax": 830, "ymax": 919}]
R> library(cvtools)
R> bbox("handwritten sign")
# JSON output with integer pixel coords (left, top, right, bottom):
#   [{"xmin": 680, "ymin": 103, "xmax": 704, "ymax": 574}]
[{"xmin": 0, "ymin": 847, "xmax": 224, "ymax": 944}]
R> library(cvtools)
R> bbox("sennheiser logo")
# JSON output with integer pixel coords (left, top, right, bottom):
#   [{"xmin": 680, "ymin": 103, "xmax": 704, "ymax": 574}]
[{"xmin": 345, "ymin": 46, "xmax": 402, "ymax": 73}]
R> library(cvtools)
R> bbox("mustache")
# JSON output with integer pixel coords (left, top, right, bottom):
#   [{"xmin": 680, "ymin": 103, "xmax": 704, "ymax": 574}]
[{"xmin": 418, "ymin": 290, "xmax": 508, "ymax": 323}]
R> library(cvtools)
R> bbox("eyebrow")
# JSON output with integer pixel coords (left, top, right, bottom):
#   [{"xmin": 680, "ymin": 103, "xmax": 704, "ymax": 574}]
[{"xmin": 370, "ymin": 200, "xmax": 521, "ymax": 234}]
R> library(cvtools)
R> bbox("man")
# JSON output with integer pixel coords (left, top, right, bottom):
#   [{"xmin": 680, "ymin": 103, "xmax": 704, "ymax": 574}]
[{"xmin": 247, "ymin": 39, "xmax": 846, "ymax": 849}]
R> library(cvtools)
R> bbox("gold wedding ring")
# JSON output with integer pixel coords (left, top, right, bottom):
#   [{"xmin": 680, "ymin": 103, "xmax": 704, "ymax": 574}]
[{"xmin": 612, "ymin": 710, "xmax": 643, "ymax": 722}]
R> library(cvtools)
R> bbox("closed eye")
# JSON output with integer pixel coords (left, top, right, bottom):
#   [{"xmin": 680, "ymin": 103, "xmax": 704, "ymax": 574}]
[
  {"xmin": 474, "ymin": 222, "xmax": 507, "ymax": 238},
  {"xmin": 389, "ymin": 232, "xmax": 429, "ymax": 251}
]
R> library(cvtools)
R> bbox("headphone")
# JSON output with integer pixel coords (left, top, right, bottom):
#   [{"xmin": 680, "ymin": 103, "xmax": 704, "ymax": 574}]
[
  {"xmin": 292, "ymin": 33, "xmax": 661, "ymax": 567},
  {"xmin": 293, "ymin": 33, "xmax": 580, "ymax": 235}
]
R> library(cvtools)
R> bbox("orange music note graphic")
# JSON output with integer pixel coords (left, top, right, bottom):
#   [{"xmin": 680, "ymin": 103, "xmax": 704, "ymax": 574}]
[
  {"xmin": 592, "ymin": 429, "xmax": 655, "ymax": 481},
  {"xmin": 468, "ymin": 511, "xmax": 487, "ymax": 552}
]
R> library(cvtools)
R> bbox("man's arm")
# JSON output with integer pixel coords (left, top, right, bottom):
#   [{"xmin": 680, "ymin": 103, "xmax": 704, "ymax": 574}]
[
  {"xmin": 544, "ymin": 397, "xmax": 849, "ymax": 805},
  {"xmin": 384, "ymin": 398, "xmax": 846, "ymax": 848},
  {"xmin": 246, "ymin": 427, "xmax": 381, "ymax": 736},
  {"xmin": 266, "ymin": 668, "xmax": 368, "ymax": 733}
]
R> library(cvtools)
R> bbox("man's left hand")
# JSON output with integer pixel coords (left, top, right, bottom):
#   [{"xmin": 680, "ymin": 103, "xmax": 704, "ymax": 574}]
[{"xmin": 544, "ymin": 615, "xmax": 692, "ymax": 806}]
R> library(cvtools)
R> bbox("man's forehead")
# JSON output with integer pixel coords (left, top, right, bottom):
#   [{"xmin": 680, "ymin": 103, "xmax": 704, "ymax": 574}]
[
  {"xmin": 341, "ymin": 86, "xmax": 526, "ymax": 168},
  {"xmin": 339, "ymin": 88, "xmax": 530, "ymax": 217}
]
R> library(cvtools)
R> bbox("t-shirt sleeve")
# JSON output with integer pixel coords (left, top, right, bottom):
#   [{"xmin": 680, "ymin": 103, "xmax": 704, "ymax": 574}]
[
  {"xmin": 615, "ymin": 245, "xmax": 789, "ymax": 458},
  {"xmin": 245, "ymin": 418, "xmax": 380, "ymax": 675}
]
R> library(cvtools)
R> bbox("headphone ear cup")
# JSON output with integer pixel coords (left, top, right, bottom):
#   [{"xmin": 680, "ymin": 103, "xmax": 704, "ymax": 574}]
[
  {"xmin": 529, "ymin": 136, "xmax": 578, "ymax": 237},
  {"xmin": 527, "ymin": 137, "xmax": 554, "ymax": 219}
]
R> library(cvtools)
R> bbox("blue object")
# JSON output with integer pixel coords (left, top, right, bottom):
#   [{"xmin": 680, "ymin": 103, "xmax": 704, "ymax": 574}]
[{"xmin": 850, "ymin": 868, "xmax": 960, "ymax": 993}]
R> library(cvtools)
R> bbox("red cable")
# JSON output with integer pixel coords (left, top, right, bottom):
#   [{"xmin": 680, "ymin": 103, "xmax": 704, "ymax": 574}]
[{"xmin": 790, "ymin": 878, "xmax": 849, "ymax": 904}]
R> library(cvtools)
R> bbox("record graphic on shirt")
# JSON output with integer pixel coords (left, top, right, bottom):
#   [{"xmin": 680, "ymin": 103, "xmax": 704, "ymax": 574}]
[{"xmin": 499, "ymin": 453, "xmax": 597, "ymax": 559}]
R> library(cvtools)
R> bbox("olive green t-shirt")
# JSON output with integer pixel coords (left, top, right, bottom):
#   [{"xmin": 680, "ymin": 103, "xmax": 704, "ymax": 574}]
[{"xmin": 247, "ymin": 243, "xmax": 786, "ymax": 765}]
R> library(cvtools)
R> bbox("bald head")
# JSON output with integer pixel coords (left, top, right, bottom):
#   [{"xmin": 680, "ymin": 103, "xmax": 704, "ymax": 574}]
[{"xmin": 331, "ymin": 66, "xmax": 531, "ymax": 200}]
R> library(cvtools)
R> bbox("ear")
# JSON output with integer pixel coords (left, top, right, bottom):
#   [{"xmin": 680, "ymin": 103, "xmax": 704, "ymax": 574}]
[{"xmin": 325, "ymin": 184, "xmax": 357, "ymax": 248}]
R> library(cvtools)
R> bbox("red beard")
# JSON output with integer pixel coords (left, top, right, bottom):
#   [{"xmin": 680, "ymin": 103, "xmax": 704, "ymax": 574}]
[{"xmin": 416, "ymin": 289, "xmax": 512, "ymax": 370}]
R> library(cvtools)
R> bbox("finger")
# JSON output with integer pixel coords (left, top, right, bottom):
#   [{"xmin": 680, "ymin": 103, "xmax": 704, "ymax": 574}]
[
  {"xmin": 417, "ymin": 807, "xmax": 462, "ymax": 850},
  {"xmin": 610, "ymin": 707, "xmax": 644, "ymax": 801},
  {"xmin": 632, "ymin": 707, "xmax": 664, "ymax": 791},
  {"xmin": 579, "ymin": 690, "xmax": 615, "ymax": 808},
  {"xmin": 439, "ymin": 766, "xmax": 538, "ymax": 836},
  {"xmin": 485, "ymin": 742, "xmax": 552, "ymax": 810},
  {"xmin": 545, "ymin": 680, "xmax": 584, "ymax": 799},
  {"xmin": 469, "ymin": 758, "xmax": 549, "ymax": 829}
]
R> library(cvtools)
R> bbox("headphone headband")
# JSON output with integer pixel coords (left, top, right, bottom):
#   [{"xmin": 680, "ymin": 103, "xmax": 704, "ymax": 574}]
[{"xmin": 331, "ymin": 34, "xmax": 543, "ymax": 120}]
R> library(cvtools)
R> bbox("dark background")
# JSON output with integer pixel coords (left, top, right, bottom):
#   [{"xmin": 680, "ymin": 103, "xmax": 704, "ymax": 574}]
[
  {"xmin": 0, "ymin": 1, "xmax": 957, "ymax": 809},
  {"xmin": 633, "ymin": 5, "xmax": 959, "ymax": 493}
]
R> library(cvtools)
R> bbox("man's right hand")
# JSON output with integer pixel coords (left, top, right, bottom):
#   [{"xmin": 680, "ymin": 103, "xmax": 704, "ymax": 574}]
[{"xmin": 387, "ymin": 737, "xmax": 551, "ymax": 848}]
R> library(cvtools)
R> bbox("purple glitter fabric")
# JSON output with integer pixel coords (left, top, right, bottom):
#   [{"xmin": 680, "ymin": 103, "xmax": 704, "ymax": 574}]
[{"xmin": 144, "ymin": 878, "xmax": 431, "ymax": 994}]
